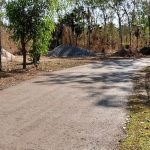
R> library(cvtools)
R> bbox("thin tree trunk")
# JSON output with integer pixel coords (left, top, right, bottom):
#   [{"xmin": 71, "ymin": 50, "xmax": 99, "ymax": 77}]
[
  {"xmin": 33, "ymin": 38, "xmax": 37, "ymax": 66},
  {"xmin": 88, "ymin": 25, "xmax": 90, "ymax": 48},
  {"xmin": 0, "ymin": 26, "xmax": 2, "ymax": 71},
  {"xmin": 83, "ymin": 30, "xmax": 86, "ymax": 47},
  {"xmin": 127, "ymin": 17, "xmax": 132, "ymax": 48},
  {"xmin": 87, "ymin": 7, "xmax": 91, "ymax": 49},
  {"xmin": 69, "ymin": 28, "xmax": 72, "ymax": 45},
  {"xmin": 137, "ymin": 35, "xmax": 139, "ymax": 50},
  {"xmin": 148, "ymin": 16, "xmax": 150, "ymax": 45},
  {"xmin": 102, "ymin": 10, "xmax": 107, "ymax": 51},
  {"xmin": 76, "ymin": 35, "xmax": 78, "ymax": 46},
  {"xmin": 124, "ymin": 8, "xmax": 132, "ymax": 47},
  {"xmin": 83, "ymin": 17, "xmax": 86, "ymax": 47},
  {"xmin": 149, "ymin": 4, "xmax": 150, "ymax": 46},
  {"xmin": 21, "ymin": 38, "xmax": 26, "ymax": 69},
  {"xmin": 117, "ymin": 13, "xmax": 123, "ymax": 49}
]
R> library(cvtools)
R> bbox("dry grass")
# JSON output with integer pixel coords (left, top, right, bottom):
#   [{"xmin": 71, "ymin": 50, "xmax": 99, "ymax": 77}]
[
  {"xmin": 120, "ymin": 67, "xmax": 150, "ymax": 150},
  {"xmin": 38, "ymin": 57, "xmax": 97, "ymax": 71},
  {"xmin": 0, "ymin": 57, "xmax": 97, "ymax": 90}
]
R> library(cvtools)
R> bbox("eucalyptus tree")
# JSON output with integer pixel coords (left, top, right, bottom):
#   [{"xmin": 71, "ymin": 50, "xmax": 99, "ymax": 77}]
[
  {"xmin": 121, "ymin": 1, "xmax": 134, "ymax": 47},
  {"xmin": 0, "ymin": 6, "xmax": 2, "ymax": 72},
  {"xmin": 129, "ymin": 0, "xmax": 149, "ymax": 48},
  {"xmin": 146, "ymin": 0, "xmax": 150, "ymax": 45},
  {"xmin": 109, "ymin": 0, "xmax": 125, "ymax": 49},
  {"xmin": 58, "ymin": 3, "xmax": 87, "ymax": 46},
  {"xmin": 93, "ymin": 0, "xmax": 112, "ymax": 51},
  {"xmin": 6, "ymin": 0, "xmax": 58, "ymax": 69}
]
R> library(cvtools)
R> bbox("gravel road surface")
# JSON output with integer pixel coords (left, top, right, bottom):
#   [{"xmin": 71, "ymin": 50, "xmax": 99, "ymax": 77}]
[{"xmin": 0, "ymin": 58, "xmax": 150, "ymax": 150}]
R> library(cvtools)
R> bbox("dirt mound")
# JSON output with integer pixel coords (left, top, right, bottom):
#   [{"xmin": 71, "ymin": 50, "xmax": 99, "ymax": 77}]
[
  {"xmin": 2, "ymin": 48, "xmax": 15, "ymax": 62},
  {"xmin": 140, "ymin": 47, "xmax": 150, "ymax": 55},
  {"xmin": 114, "ymin": 48, "xmax": 134, "ymax": 57},
  {"xmin": 48, "ymin": 45, "xmax": 96, "ymax": 57}
]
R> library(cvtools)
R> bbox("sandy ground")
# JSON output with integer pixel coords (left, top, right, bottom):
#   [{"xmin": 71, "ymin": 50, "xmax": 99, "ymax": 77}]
[{"xmin": 0, "ymin": 58, "xmax": 150, "ymax": 150}]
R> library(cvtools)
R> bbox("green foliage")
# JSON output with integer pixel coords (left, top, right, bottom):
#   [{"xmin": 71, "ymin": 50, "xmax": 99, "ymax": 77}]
[
  {"xmin": 59, "ymin": 5, "xmax": 85, "ymax": 34},
  {"xmin": 6, "ymin": 0, "xmax": 57, "ymax": 41},
  {"xmin": 0, "ymin": 0, "xmax": 5, "ymax": 25},
  {"xmin": 6, "ymin": 0, "xmax": 33, "ymax": 42},
  {"xmin": 32, "ymin": 17, "xmax": 55, "ymax": 57},
  {"xmin": 6, "ymin": 0, "xmax": 58, "ymax": 68},
  {"xmin": 2, "ymin": 0, "xmax": 69, "ymax": 68}
]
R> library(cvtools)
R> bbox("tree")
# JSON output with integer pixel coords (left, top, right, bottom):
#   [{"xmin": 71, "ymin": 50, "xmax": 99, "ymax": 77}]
[
  {"xmin": 109, "ymin": 0, "xmax": 125, "ymax": 50},
  {"xmin": 146, "ymin": 0, "xmax": 150, "ymax": 45},
  {"xmin": 6, "ymin": 0, "xmax": 58, "ymax": 69},
  {"xmin": 29, "ymin": 2, "xmax": 56, "ymax": 64},
  {"xmin": 0, "ymin": 0, "xmax": 5, "ymax": 72},
  {"xmin": 58, "ymin": 5, "xmax": 85, "ymax": 46},
  {"xmin": 0, "ymin": 12, "xmax": 2, "ymax": 72},
  {"xmin": 54, "ymin": 0, "xmax": 150, "ymax": 52},
  {"xmin": 122, "ymin": 1, "xmax": 133, "ymax": 47},
  {"xmin": 32, "ymin": 17, "xmax": 55, "ymax": 64}
]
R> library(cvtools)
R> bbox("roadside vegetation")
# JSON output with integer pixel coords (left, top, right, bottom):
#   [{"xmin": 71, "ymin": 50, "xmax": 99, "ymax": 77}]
[{"xmin": 120, "ymin": 66, "xmax": 150, "ymax": 150}]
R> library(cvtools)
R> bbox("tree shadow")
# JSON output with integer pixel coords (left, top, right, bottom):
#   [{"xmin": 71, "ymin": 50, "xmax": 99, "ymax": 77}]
[
  {"xmin": 95, "ymin": 95, "xmax": 127, "ymax": 108},
  {"xmin": 0, "ymin": 69, "xmax": 28, "ymax": 79},
  {"xmin": 33, "ymin": 59, "xmax": 149, "ymax": 108},
  {"xmin": 0, "ymin": 72, "xmax": 12, "ymax": 78}
]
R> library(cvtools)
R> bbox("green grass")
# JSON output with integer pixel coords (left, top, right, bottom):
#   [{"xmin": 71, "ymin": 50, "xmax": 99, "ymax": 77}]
[{"xmin": 120, "ymin": 67, "xmax": 150, "ymax": 150}]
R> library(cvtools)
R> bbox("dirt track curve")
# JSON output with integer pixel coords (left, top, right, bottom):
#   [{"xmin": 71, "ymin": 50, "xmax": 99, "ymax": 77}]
[{"xmin": 0, "ymin": 58, "xmax": 150, "ymax": 150}]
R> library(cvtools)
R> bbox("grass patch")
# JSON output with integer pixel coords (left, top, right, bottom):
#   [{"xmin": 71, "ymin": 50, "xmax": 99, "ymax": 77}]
[{"xmin": 120, "ymin": 67, "xmax": 150, "ymax": 150}]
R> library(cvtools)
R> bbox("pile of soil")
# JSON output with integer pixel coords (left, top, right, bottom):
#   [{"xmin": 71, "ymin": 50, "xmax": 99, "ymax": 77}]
[
  {"xmin": 139, "ymin": 47, "xmax": 150, "ymax": 55},
  {"xmin": 2, "ymin": 48, "xmax": 15, "ymax": 62},
  {"xmin": 114, "ymin": 49, "xmax": 133, "ymax": 57},
  {"xmin": 48, "ymin": 45, "xmax": 96, "ymax": 57}
]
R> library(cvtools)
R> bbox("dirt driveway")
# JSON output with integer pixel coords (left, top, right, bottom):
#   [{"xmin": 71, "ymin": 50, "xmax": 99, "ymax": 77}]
[{"xmin": 0, "ymin": 58, "xmax": 150, "ymax": 150}]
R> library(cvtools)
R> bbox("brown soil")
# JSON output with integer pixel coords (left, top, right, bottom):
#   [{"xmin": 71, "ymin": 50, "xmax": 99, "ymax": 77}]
[{"xmin": 0, "ymin": 56, "xmax": 97, "ymax": 90}]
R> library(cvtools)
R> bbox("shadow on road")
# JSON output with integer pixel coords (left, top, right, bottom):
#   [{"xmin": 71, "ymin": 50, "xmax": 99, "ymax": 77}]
[{"xmin": 33, "ymin": 59, "xmax": 146, "ymax": 108}]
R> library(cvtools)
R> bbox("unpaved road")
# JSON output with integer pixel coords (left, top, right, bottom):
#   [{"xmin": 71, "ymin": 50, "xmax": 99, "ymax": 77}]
[{"xmin": 0, "ymin": 58, "xmax": 150, "ymax": 150}]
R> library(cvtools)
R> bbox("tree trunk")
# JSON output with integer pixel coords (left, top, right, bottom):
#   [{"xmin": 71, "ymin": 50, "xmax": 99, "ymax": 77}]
[
  {"xmin": 117, "ymin": 12, "xmax": 123, "ymax": 50},
  {"xmin": 21, "ymin": 38, "xmax": 26, "ymax": 69},
  {"xmin": 127, "ymin": 17, "xmax": 132, "ymax": 48},
  {"xmin": 0, "ymin": 26, "xmax": 2, "ymax": 72},
  {"xmin": 148, "ymin": 1, "xmax": 150, "ymax": 45},
  {"xmin": 88, "ymin": 25, "xmax": 91, "ymax": 48},
  {"xmin": 149, "ymin": 15, "xmax": 150, "ymax": 46},
  {"xmin": 136, "ymin": 33, "xmax": 139, "ymax": 50},
  {"xmin": 127, "ymin": 16, "xmax": 132, "ymax": 47},
  {"xmin": 33, "ymin": 38, "xmax": 37, "ymax": 66},
  {"xmin": 102, "ymin": 10, "xmax": 107, "ymax": 52},
  {"xmin": 87, "ymin": 7, "xmax": 91, "ymax": 49},
  {"xmin": 124, "ymin": 8, "xmax": 132, "ymax": 47},
  {"xmin": 76, "ymin": 35, "xmax": 78, "ymax": 46},
  {"xmin": 69, "ymin": 28, "xmax": 72, "ymax": 45},
  {"xmin": 83, "ymin": 30, "xmax": 86, "ymax": 47}
]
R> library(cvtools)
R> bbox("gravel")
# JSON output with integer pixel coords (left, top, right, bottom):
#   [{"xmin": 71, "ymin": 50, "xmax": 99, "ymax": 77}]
[{"xmin": 48, "ymin": 45, "xmax": 96, "ymax": 57}]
